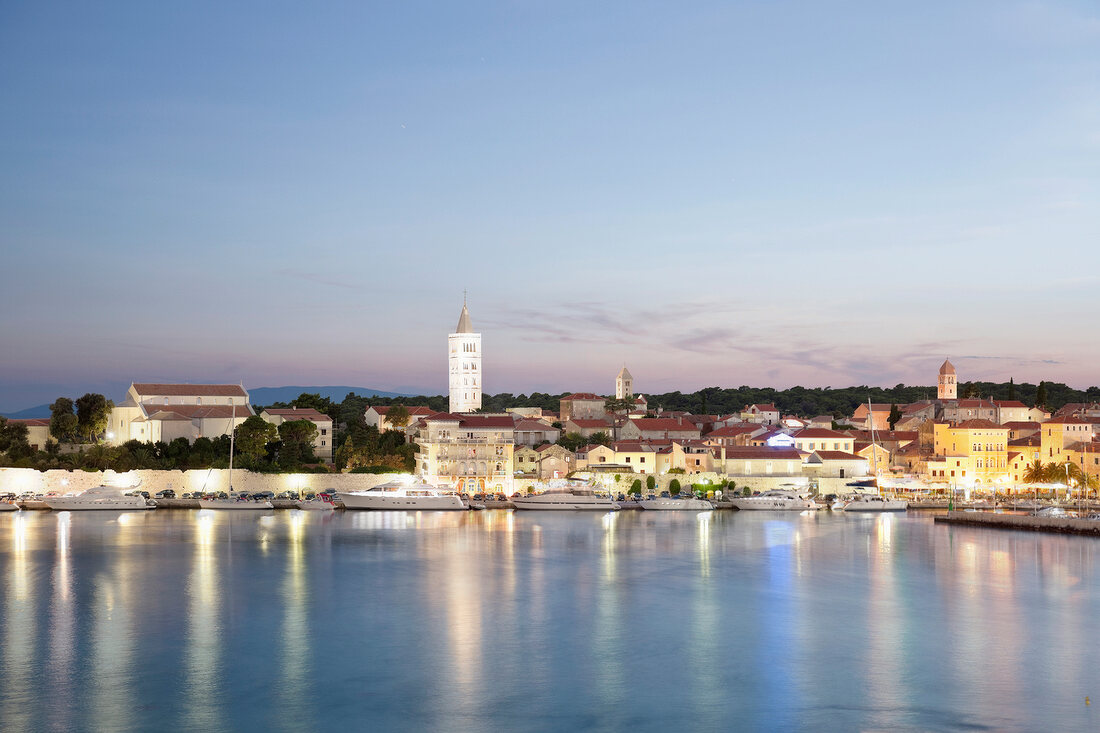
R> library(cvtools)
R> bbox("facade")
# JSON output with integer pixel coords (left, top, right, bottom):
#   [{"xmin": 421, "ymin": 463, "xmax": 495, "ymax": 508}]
[
  {"xmin": 416, "ymin": 414, "xmax": 515, "ymax": 494},
  {"xmin": 559, "ymin": 393, "xmax": 606, "ymax": 422},
  {"xmin": 791, "ymin": 428, "xmax": 854, "ymax": 455},
  {"xmin": 513, "ymin": 419, "xmax": 561, "ymax": 447},
  {"xmin": 712, "ymin": 447, "xmax": 803, "ymax": 477},
  {"xmin": 448, "ymin": 300, "xmax": 482, "ymax": 413},
  {"xmin": 259, "ymin": 407, "xmax": 334, "ymax": 463},
  {"xmin": 742, "ymin": 404, "xmax": 780, "ymax": 426},
  {"xmin": 927, "ymin": 419, "xmax": 1009, "ymax": 485},
  {"xmin": 108, "ymin": 383, "xmax": 252, "ymax": 445},
  {"xmin": 563, "ymin": 418, "xmax": 614, "ymax": 439},
  {"xmin": 803, "ymin": 451, "xmax": 869, "ymax": 479}
]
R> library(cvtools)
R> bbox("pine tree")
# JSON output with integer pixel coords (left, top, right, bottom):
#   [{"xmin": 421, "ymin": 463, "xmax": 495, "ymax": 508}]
[
  {"xmin": 1008, "ymin": 377, "xmax": 1016, "ymax": 400},
  {"xmin": 1035, "ymin": 381, "xmax": 1048, "ymax": 409}
]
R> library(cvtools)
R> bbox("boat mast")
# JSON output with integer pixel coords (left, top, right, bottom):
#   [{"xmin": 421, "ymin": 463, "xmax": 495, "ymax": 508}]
[
  {"xmin": 228, "ymin": 401, "xmax": 236, "ymax": 491},
  {"xmin": 868, "ymin": 398, "xmax": 880, "ymax": 493}
]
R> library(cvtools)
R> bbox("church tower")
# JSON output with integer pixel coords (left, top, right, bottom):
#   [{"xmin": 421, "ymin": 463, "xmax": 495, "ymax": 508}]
[
  {"xmin": 616, "ymin": 366, "xmax": 633, "ymax": 400},
  {"xmin": 448, "ymin": 297, "xmax": 482, "ymax": 413},
  {"xmin": 937, "ymin": 358, "xmax": 957, "ymax": 400}
]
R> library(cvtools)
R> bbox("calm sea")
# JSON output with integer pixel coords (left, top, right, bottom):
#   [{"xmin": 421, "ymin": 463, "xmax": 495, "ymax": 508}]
[{"xmin": 0, "ymin": 508, "xmax": 1097, "ymax": 732}]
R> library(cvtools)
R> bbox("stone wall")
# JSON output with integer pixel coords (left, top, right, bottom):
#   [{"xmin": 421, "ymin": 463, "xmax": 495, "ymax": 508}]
[{"xmin": 0, "ymin": 467, "xmax": 409, "ymax": 496}]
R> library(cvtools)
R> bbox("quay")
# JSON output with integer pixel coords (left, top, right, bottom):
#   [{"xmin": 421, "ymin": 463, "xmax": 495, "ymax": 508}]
[{"xmin": 934, "ymin": 511, "xmax": 1100, "ymax": 536}]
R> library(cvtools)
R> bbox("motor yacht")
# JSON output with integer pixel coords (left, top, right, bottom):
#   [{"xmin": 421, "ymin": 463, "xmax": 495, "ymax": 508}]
[
  {"xmin": 512, "ymin": 486, "xmax": 619, "ymax": 511},
  {"xmin": 337, "ymin": 480, "xmax": 466, "ymax": 510},
  {"xmin": 729, "ymin": 490, "xmax": 815, "ymax": 511},
  {"xmin": 835, "ymin": 494, "xmax": 908, "ymax": 512},
  {"xmin": 0, "ymin": 499, "xmax": 18, "ymax": 512},
  {"xmin": 199, "ymin": 494, "xmax": 274, "ymax": 509},
  {"xmin": 640, "ymin": 496, "xmax": 713, "ymax": 511},
  {"xmin": 44, "ymin": 485, "xmax": 154, "ymax": 511}
]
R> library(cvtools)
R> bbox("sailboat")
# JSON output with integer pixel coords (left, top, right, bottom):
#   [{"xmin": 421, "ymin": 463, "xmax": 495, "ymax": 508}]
[
  {"xmin": 199, "ymin": 401, "xmax": 273, "ymax": 510},
  {"xmin": 834, "ymin": 399, "xmax": 908, "ymax": 512}
]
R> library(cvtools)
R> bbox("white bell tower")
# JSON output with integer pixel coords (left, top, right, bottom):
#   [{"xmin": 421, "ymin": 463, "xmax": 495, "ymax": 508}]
[{"xmin": 448, "ymin": 295, "xmax": 482, "ymax": 413}]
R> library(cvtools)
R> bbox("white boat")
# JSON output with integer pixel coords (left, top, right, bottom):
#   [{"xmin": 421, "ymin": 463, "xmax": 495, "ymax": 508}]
[
  {"xmin": 338, "ymin": 480, "xmax": 466, "ymax": 510},
  {"xmin": 835, "ymin": 494, "xmax": 908, "ymax": 512},
  {"xmin": 44, "ymin": 485, "xmax": 154, "ymax": 511},
  {"xmin": 512, "ymin": 488, "xmax": 619, "ymax": 511},
  {"xmin": 640, "ymin": 496, "xmax": 713, "ymax": 511},
  {"xmin": 729, "ymin": 490, "xmax": 816, "ymax": 511},
  {"xmin": 199, "ymin": 498, "xmax": 274, "ymax": 509},
  {"xmin": 0, "ymin": 500, "xmax": 19, "ymax": 512}
]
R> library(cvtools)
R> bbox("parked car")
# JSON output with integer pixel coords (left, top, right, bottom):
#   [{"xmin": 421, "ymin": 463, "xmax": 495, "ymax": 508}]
[
  {"xmin": 253, "ymin": 491, "xmax": 275, "ymax": 500},
  {"xmin": 155, "ymin": 489, "xmax": 176, "ymax": 499}
]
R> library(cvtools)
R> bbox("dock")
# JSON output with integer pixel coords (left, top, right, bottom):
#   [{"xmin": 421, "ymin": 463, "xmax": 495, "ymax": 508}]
[{"xmin": 934, "ymin": 511, "xmax": 1100, "ymax": 536}]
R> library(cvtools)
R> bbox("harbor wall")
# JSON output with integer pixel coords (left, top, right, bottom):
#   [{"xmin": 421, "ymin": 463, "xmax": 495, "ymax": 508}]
[
  {"xmin": 0, "ymin": 467, "xmax": 409, "ymax": 495},
  {"xmin": 934, "ymin": 511, "xmax": 1100, "ymax": 536}
]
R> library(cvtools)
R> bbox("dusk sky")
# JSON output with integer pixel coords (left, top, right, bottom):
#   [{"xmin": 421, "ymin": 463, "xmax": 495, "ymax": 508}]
[{"xmin": 2, "ymin": 1, "xmax": 1098, "ymax": 412}]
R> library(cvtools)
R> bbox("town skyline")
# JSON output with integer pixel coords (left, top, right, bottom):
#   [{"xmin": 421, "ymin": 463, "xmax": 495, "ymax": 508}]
[{"xmin": 3, "ymin": 1, "xmax": 1098, "ymax": 411}]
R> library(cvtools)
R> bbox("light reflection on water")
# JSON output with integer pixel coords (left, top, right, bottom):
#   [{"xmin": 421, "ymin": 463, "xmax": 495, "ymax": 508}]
[{"xmin": 0, "ymin": 510, "xmax": 1100, "ymax": 731}]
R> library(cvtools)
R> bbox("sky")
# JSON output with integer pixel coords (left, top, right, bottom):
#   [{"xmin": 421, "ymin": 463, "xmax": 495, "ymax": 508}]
[{"xmin": 1, "ymin": 1, "xmax": 1098, "ymax": 411}]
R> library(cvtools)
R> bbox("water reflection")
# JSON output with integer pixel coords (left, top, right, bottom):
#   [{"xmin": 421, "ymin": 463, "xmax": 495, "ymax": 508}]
[
  {"xmin": 0, "ymin": 509, "xmax": 1098, "ymax": 730},
  {"xmin": 2, "ymin": 512, "xmax": 33, "ymax": 732},
  {"xmin": 184, "ymin": 510, "xmax": 223, "ymax": 731}
]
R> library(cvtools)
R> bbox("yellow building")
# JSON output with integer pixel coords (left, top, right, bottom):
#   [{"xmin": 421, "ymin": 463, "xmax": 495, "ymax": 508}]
[
  {"xmin": 1038, "ymin": 417, "xmax": 1094, "ymax": 463},
  {"xmin": 926, "ymin": 419, "xmax": 1008, "ymax": 486}
]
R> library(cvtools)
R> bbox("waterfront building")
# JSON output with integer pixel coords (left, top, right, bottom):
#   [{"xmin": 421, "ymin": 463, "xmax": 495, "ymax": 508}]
[
  {"xmin": 259, "ymin": 407, "xmax": 334, "ymax": 463},
  {"xmin": 926, "ymin": 419, "xmax": 1009, "ymax": 485},
  {"xmin": 711, "ymin": 446, "xmax": 803, "ymax": 477},
  {"xmin": 448, "ymin": 299, "xmax": 482, "ymax": 414},
  {"xmin": 1038, "ymin": 417, "xmax": 1094, "ymax": 463},
  {"xmin": 561, "ymin": 418, "xmax": 613, "ymax": 439},
  {"xmin": 107, "ymin": 383, "xmax": 252, "ymax": 445},
  {"xmin": 803, "ymin": 451, "xmax": 870, "ymax": 479},
  {"xmin": 415, "ymin": 413, "xmax": 514, "ymax": 494}
]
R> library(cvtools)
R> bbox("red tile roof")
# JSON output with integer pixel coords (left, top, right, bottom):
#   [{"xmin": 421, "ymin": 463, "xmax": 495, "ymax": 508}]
[
  {"xmin": 812, "ymin": 451, "xmax": 864, "ymax": 461},
  {"xmin": 706, "ymin": 425, "xmax": 763, "ymax": 438},
  {"xmin": 514, "ymin": 419, "xmax": 557, "ymax": 431},
  {"xmin": 7, "ymin": 418, "xmax": 49, "ymax": 426},
  {"xmin": 263, "ymin": 408, "xmax": 331, "ymax": 422},
  {"xmin": 954, "ymin": 419, "xmax": 1004, "ymax": 429},
  {"xmin": 143, "ymin": 404, "xmax": 252, "ymax": 419},
  {"xmin": 562, "ymin": 393, "xmax": 604, "ymax": 401},
  {"xmin": 133, "ymin": 383, "xmax": 247, "ymax": 397},
  {"xmin": 370, "ymin": 405, "xmax": 435, "ymax": 416},
  {"xmin": 457, "ymin": 415, "xmax": 516, "ymax": 429},
  {"xmin": 993, "ymin": 400, "xmax": 1028, "ymax": 408},
  {"xmin": 718, "ymin": 447, "xmax": 803, "ymax": 459},
  {"xmin": 627, "ymin": 418, "xmax": 700, "ymax": 433}
]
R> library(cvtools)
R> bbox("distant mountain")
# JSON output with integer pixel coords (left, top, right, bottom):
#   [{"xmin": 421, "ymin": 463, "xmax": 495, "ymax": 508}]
[
  {"xmin": 248, "ymin": 386, "xmax": 415, "ymax": 406},
  {"xmin": 1, "ymin": 404, "xmax": 52, "ymax": 419}
]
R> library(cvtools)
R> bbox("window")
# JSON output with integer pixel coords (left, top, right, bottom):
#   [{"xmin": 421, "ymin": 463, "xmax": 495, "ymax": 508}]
[
  {"xmin": 321, "ymin": 429, "xmax": 327, "ymax": 436},
  {"xmin": 640, "ymin": 457, "xmax": 646, "ymax": 463}
]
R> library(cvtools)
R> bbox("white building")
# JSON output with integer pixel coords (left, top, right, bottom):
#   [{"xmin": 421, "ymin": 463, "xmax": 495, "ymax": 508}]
[
  {"xmin": 108, "ymin": 383, "xmax": 253, "ymax": 445},
  {"xmin": 448, "ymin": 299, "xmax": 482, "ymax": 413},
  {"xmin": 416, "ymin": 413, "xmax": 515, "ymax": 494},
  {"xmin": 260, "ymin": 407, "xmax": 334, "ymax": 463}
]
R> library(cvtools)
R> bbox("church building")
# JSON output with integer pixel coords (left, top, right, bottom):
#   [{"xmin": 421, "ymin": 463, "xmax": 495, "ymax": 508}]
[{"xmin": 448, "ymin": 298, "xmax": 482, "ymax": 413}]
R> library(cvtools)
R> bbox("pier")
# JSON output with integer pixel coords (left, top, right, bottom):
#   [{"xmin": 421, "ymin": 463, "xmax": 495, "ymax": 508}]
[{"xmin": 934, "ymin": 511, "xmax": 1100, "ymax": 536}]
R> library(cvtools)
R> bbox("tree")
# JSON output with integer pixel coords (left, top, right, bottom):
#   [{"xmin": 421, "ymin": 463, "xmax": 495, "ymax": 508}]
[
  {"xmin": 278, "ymin": 419, "xmax": 319, "ymax": 468},
  {"xmin": 1035, "ymin": 381, "xmax": 1048, "ymax": 409},
  {"xmin": 646, "ymin": 475, "xmax": 656, "ymax": 492},
  {"xmin": 0, "ymin": 417, "xmax": 30, "ymax": 455},
  {"xmin": 235, "ymin": 416, "xmax": 277, "ymax": 463},
  {"xmin": 629, "ymin": 479, "xmax": 642, "ymax": 495},
  {"xmin": 386, "ymin": 405, "xmax": 411, "ymax": 430},
  {"xmin": 1008, "ymin": 378, "xmax": 1016, "ymax": 400},
  {"xmin": 74, "ymin": 393, "xmax": 113, "ymax": 443},
  {"xmin": 50, "ymin": 397, "xmax": 78, "ymax": 443},
  {"xmin": 887, "ymin": 403, "xmax": 901, "ymax": 430},
  {"xmin": 604, "ymin": 397, "xmax": 634, "ymax": 414},
  {"xmin": 557, "ymin": 432, "xmax": 588, "ymax": 452},
  {"xmin": 589, "ymin": 431, "xmax": 612, "ymax": 447},
  {"xmin": 1023, "ymin": 460, "xmax": 1046, "ymax": 484},
  {"xmin": 669, "ymin": 478, "xmax": 681, "ymax": 496}
]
